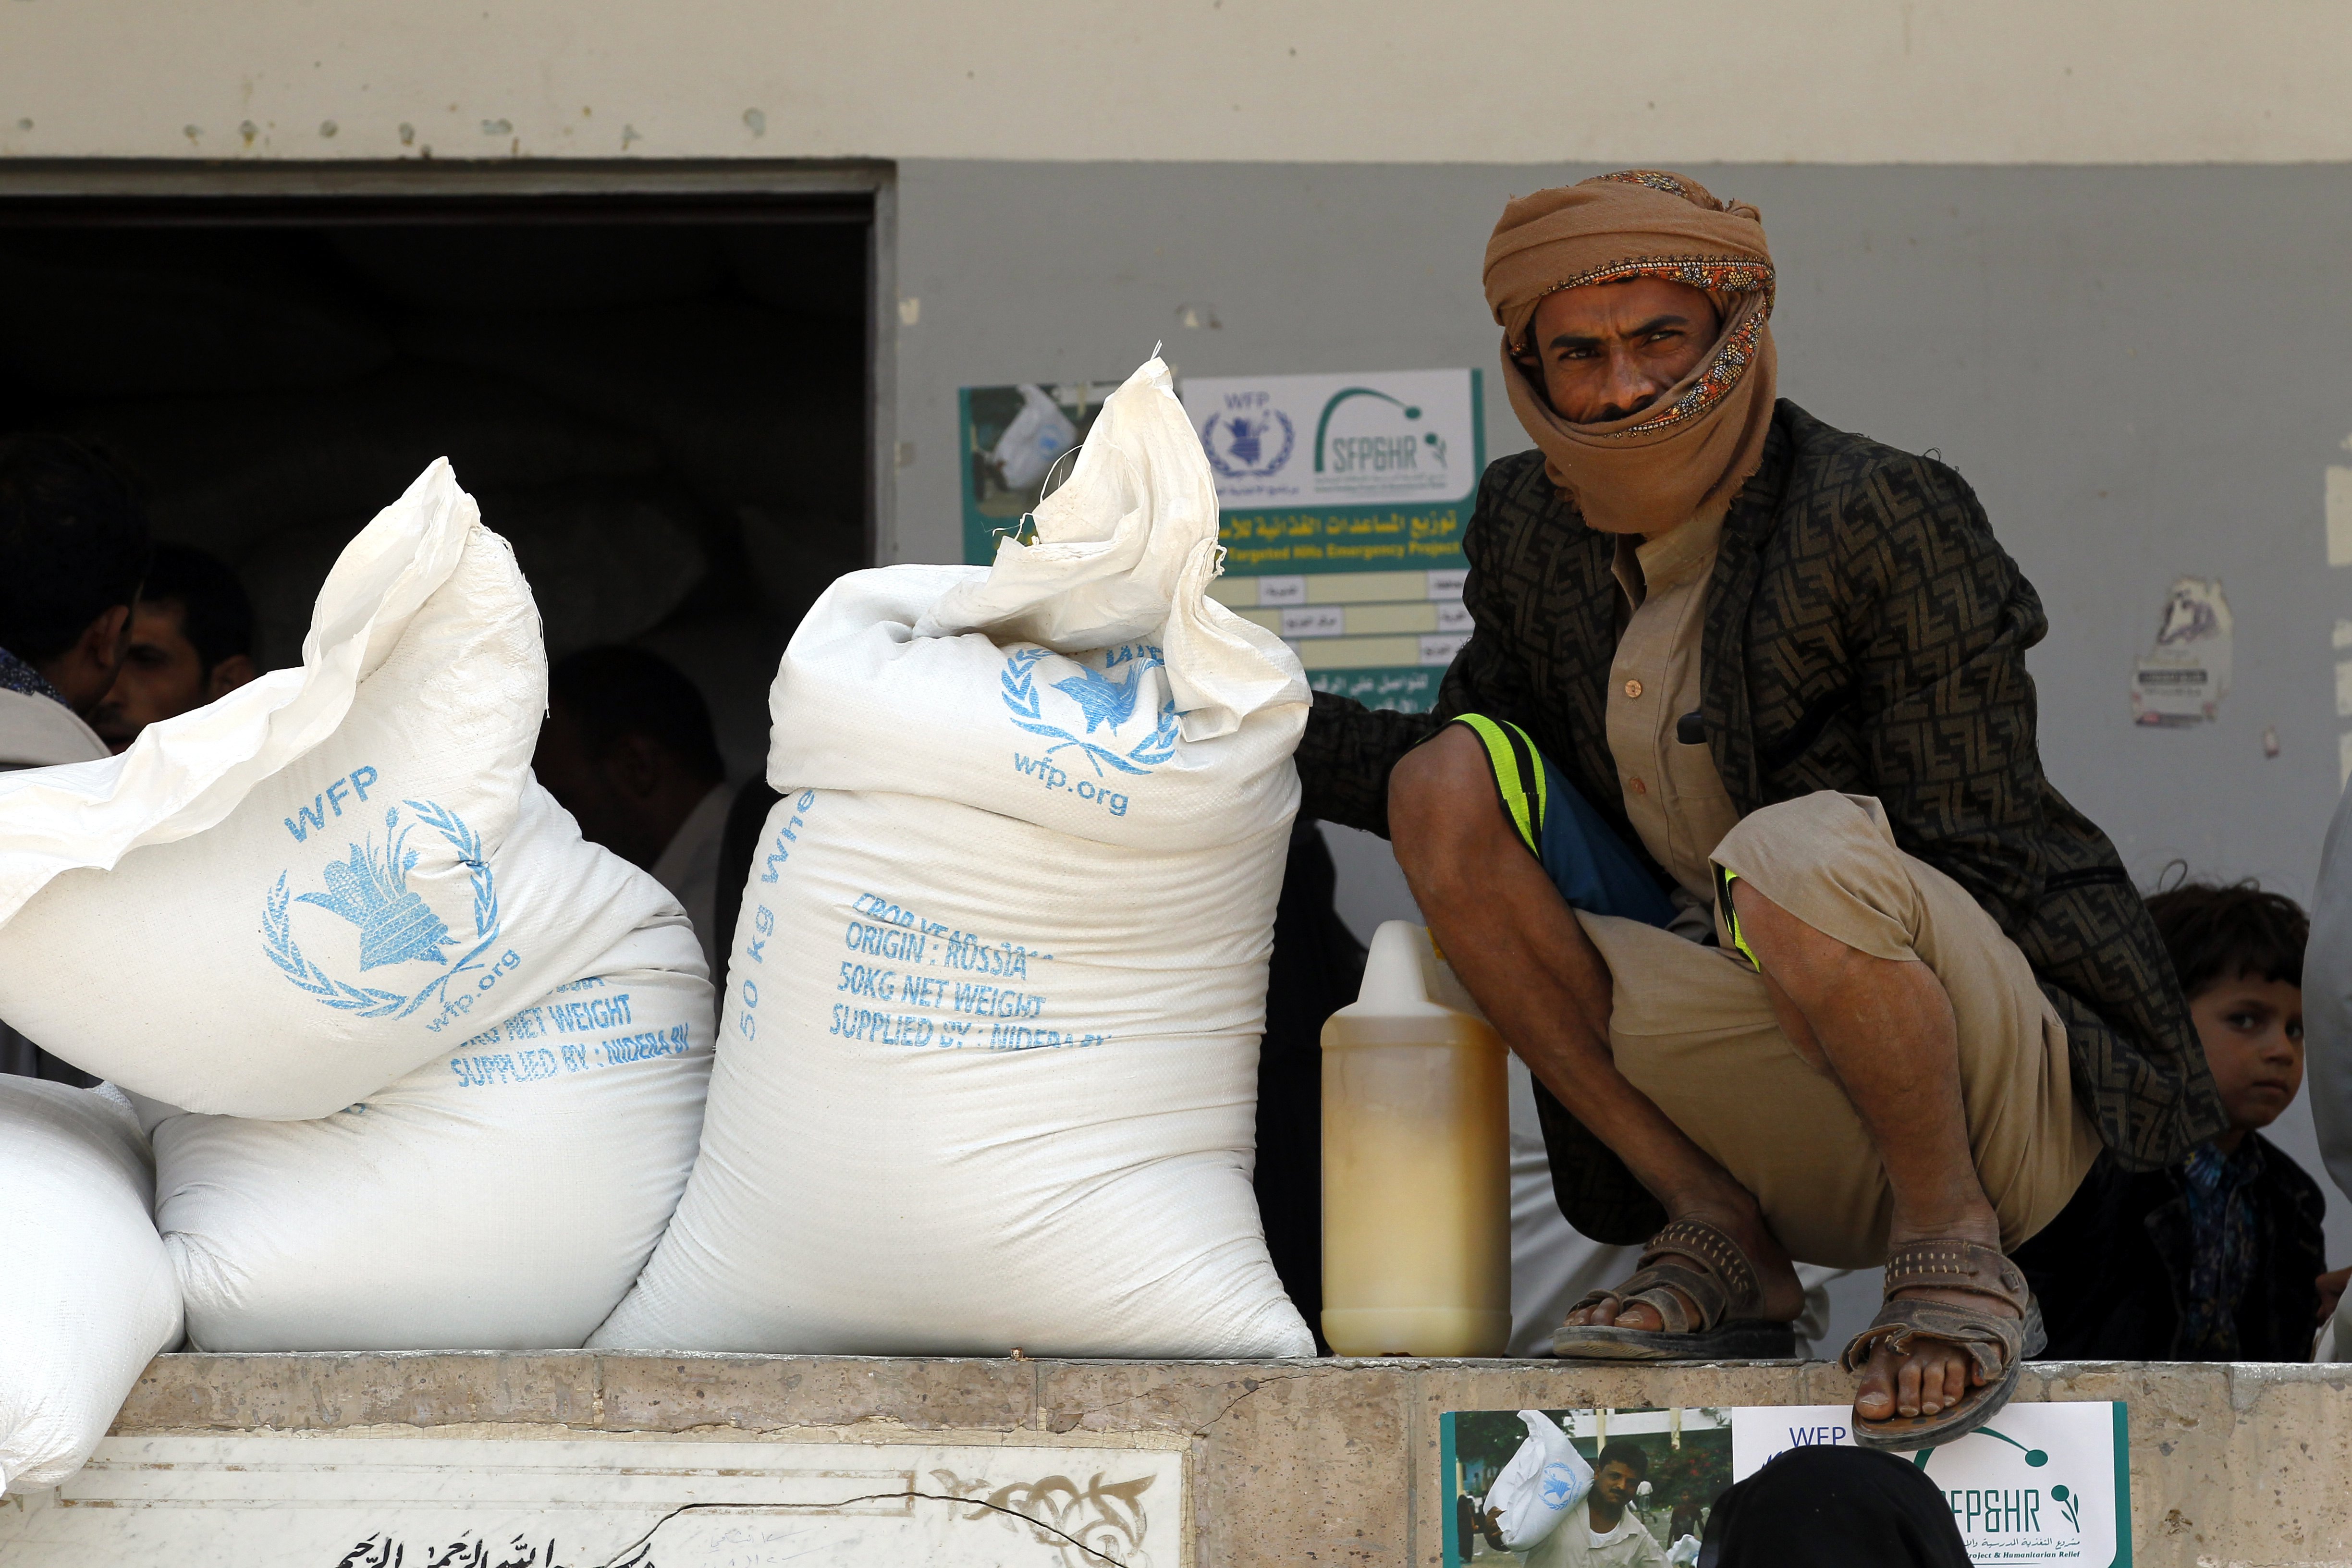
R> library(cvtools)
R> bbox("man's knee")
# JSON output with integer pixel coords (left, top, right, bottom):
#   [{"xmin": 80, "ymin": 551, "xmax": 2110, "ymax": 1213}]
[
  {"xmin": 1718, "ymin": 793, "xmax": 1905, "ymax": 894},
  {"xmin": 1717, "ymin": 791, "xmax": 1873, "ymax": 864},
  {"xmin": 1717, "ymin": 791, "xmax": 1915, "ymax": 959},
  {"xmin": 1386, "ymin": 724, "xmax": 1504, "ymax": 882}
]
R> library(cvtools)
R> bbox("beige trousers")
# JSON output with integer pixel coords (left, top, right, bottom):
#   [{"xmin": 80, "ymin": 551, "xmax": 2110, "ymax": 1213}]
[{"xmin": 1576, "ymin": 791, "xmax": 2101, "ymax": 1269}]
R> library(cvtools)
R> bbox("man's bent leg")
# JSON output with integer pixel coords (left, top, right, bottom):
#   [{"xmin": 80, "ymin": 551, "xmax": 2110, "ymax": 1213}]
[
  {"xmin": 1385, "ymin": 725, "xmax": 1805, "ymax": 1330},
  {"xmin": 1727, "ymin": 879, "xmax": 1995, "ymax": 1420},
  {"xmin": 1711, "ymin": 791, "xmax": 2094, "ymax": 1426}
]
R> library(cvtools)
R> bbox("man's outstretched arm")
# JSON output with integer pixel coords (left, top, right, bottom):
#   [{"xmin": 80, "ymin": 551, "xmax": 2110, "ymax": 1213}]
[{"xmin": 1293, "ymin": 464, "xmax": 1540, "ymax": 834}]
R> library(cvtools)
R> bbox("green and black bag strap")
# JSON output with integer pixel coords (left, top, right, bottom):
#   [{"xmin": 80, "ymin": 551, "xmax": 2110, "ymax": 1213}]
[
  {"xmin": 1714, "ymin": 865, "xmax": 1761, "ymax": 971},
  {"xmin": 1447, "ymin": 713, "xmax": 1550, "ymax": 861}
]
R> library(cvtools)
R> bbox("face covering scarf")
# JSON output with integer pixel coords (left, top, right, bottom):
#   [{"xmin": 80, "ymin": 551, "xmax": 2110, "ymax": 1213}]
[{"xmin": 1483, "ymin": 170, "xmax": 1778, "ymax": 536}]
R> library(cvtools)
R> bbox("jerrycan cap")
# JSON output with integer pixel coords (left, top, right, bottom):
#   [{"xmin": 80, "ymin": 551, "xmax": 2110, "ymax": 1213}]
[{"xmin": 1332, "ymin": 920, "xmax": 1489, "ymax": 1021}]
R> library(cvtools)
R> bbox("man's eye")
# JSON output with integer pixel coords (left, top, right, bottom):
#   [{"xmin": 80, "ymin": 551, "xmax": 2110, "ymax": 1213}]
[{"xmin": 2228, "ymin": 1011, "xmax": 2262, "ymax": 1031}]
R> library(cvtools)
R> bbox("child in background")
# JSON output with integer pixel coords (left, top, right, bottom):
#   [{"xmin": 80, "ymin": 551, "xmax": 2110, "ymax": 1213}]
[{"xmin": 2017, "ymin": 881, "xmax": 2339, "ymax": 1360}]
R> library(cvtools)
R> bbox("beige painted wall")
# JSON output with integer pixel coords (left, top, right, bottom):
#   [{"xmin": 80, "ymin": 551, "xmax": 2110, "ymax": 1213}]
[{"xmin": 2, "ymin": 0, "xmax": 2347, "ymax": 165}]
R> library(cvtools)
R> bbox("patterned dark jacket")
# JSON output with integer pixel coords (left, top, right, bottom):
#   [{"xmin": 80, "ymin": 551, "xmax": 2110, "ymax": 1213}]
[
  {"xmin": 2013, "ymin": 1136, "xmax": 2326, "ymax": 1361},
  {"xmin": 1296, "ymin": 399, "xmax": 2226, "ymax": 1243}
]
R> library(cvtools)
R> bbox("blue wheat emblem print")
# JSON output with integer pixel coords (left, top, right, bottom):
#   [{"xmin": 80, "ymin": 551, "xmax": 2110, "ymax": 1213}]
[
  {"xmin": 295, "ymin": 811, "xmax": 455, "ymax": 970},
  {"xmin": 265, "ymin": 799, "xmax": 502, "ymax": 1020},
  {"xmin": 1000, "ymin": 644, "xmax": 1179, "ymax": 776}
]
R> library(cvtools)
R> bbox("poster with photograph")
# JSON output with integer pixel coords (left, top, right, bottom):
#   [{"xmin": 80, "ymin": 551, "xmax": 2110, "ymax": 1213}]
[
  {"xmin": 2130, "ymin": 576, "xmax": 2232, "ymax": 726},
  {"xmin": 956, "ymin": 380, "xmax": 1119, "ymax": 565},
  {"xmin": 1440, "ymin": 1402, "xmax": 2128, "ymax": 1567}
]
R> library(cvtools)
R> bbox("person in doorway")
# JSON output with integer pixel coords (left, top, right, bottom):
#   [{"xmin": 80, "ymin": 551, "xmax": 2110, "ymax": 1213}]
[
  {"xmin": 0, "ymin": 433, "xmax": 148, "ymax": 772},
  {"xmin": 89, "ymin": 542, "xmax": 258, "ymax": 751},
  {"xmin": 533, "ymin": 645, "xmax": 731, "ymax": 977},
  {"xmin": 1484, "ymin": 1442, "xmax": 1667, "ymax": 1567},
  {"xmin": 1295, "ymin": 171, "xmax": 2217, "ymax": 1448},
  {"xmin": 2018, "ymin": 881, "xmax": 2336, "ymax": 1359},
  {"xmin": 0, "ymin": 432, "xmax": 150, "ymax": 1084}
]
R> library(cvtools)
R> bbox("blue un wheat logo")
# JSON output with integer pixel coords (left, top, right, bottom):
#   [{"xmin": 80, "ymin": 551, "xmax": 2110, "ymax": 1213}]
[
  {"xmin": 1000, "ymin": 646, "xmax": 1179, "ymax": 777},
  {"xmin": 264, "ymin": 800, "xmax": 503, "ymax": 1020}
]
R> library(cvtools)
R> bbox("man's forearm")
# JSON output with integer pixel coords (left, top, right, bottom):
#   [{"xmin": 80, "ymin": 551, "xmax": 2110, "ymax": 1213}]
[
  {"xmin": 1433, "ymin": 846, "xmax": 1732, "ymax": 1215},
  {"xmin": 1294, "ymin": 690, "xmax": 1437, "ymax": 834}
]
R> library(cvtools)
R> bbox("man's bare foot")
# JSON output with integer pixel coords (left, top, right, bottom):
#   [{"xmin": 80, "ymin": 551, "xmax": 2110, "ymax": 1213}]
[
  {"xmin": 1560, "ymin": 1197, "xmax": 1807, "ymax": 1331},
  {"xmin": 1851, "ymin": 1215, "xmax": 2017, "ymax": 1423}
]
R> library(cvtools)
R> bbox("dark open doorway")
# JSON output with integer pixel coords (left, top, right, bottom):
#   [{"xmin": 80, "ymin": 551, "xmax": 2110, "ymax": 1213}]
[{"xmin": 0, "ymin": 171, "xmax": 880, "ymax": 777}]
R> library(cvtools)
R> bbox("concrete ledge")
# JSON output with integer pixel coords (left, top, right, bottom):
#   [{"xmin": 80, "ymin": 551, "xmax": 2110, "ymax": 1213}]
[{"xmin": 111, "ymin": 1354, "xmax": 2352, "ymax": 1567}]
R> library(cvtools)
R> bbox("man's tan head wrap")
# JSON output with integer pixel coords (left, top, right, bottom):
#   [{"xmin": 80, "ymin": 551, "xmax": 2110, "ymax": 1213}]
[{"xmin": 1483, "ymin": 170, "xmax": 1777, "ymax": 536}]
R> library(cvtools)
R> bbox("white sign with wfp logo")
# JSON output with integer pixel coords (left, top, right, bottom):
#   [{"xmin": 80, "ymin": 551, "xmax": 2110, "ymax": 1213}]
[
  {"xmin": 1729, "ymin": 1403, "xmax": 2128, "ymax": 1566},
  {"xmin": 1179, "ymin": 369, "xmax": 1479, "ymax": 508}
]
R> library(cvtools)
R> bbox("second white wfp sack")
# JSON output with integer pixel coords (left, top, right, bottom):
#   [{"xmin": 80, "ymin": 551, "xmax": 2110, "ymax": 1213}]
[{"xmin": 597, "ymin": 355, "xmax": 1315, "ymax": 1357}]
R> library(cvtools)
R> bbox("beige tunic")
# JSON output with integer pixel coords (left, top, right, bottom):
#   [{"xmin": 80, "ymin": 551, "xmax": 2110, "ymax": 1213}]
[{"xmin": 1604, "ymin": 510, "xmax": 1740, "ymax": 933}]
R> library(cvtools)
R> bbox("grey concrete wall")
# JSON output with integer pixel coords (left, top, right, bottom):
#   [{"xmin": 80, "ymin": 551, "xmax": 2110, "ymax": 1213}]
[
  {"xmin": 104, "ymin": 1352, "xmax": 2352, "ymax": 1568},
  {"xmin": 892, "ymin": 159, "xmax": 2352, "ymax": 897},
  {"xmin": 13, "ymin": 5, "xmax": 2350, "ymax": 165},
  {"xmin": 890, "ymin": 159, "xmax": 2352, "ymax": 1274}
]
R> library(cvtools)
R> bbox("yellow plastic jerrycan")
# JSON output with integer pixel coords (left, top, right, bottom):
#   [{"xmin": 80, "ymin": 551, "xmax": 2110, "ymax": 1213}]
[{"xmin": 1320, "ymin": 919, "xmax": 1511, "ymax": 1357}]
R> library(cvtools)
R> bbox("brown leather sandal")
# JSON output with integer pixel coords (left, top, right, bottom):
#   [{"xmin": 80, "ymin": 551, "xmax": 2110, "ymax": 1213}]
[
  {"xmin": 1550, "ymin": 1218, "xmax": 1798, "ymax": 1361},
  {"xmin": 1840, "ymin": 1237, "xmax": 2046, "ymax": 1451}
]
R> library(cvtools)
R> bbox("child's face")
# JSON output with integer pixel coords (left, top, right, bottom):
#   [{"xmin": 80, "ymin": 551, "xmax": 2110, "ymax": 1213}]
[{"xmin": 2190, "ymin": 972, "xmax": 2305, "ymax": 1134}]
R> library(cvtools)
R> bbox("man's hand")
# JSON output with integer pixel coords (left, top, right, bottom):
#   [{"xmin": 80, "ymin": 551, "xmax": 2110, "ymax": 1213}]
[
  {"xmin": 1480, "ymin": 1504, "xmax": 1509, "ymax": 1553},
  {"xmin": 2315, "ymin": 1266, "xmax": 2349, "ymax": 1326}
]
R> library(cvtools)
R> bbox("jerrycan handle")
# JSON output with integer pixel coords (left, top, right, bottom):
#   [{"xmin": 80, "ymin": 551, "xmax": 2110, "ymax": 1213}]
[
  {"xmin": 1335, "ymin": 920, "xmax": 1487, "ymax": 1021},
  {"xmin": 1356, "ymin": 921, "xmax": 1439, "ymax": 1012}
]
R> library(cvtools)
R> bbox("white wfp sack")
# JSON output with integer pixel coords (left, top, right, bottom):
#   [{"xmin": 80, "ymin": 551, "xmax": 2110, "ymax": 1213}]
[
  {"xmin": 0, "ymin": 460, "xmax": 676, "ymax": 1119},
  {"xmin": 145, "ymin": 888, "xmax": 711, "ymax": 1351},
  {"xmin": 596, "ymin": 354, "xmax": 1315, "ymax": 1357},
  {"xmin": 1483, "ymin": 1410, "xmax": 1592, "ymax": 1552},
  {"xmin": 0, "ymin": 1079, "xmax": 183, "ymax": 1494}
]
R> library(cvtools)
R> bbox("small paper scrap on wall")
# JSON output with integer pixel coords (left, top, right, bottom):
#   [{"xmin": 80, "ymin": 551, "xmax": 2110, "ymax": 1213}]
[{"xmin": 2132, "ymin": 577, "xmax": 2231, "ymax": 726}]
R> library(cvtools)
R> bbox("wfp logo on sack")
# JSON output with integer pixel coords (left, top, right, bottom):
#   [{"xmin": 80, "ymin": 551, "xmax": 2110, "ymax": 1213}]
[
  {"xmin": 262, "ymin": 765, "xmax": 510, "ymax": 1025},
  {"xmin": 1537, "ymin": 1462, "xmax": 1581, "ymax": 1507},
  {"xmin": 1001, "ymin": 645, "xmax": 1178, "ymax": 811}
]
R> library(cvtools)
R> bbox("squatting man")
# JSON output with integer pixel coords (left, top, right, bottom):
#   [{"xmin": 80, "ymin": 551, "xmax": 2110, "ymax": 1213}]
[{"xmin": 1296, "ymin": 170, "xmax": 2219, "ymax": 1447}]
